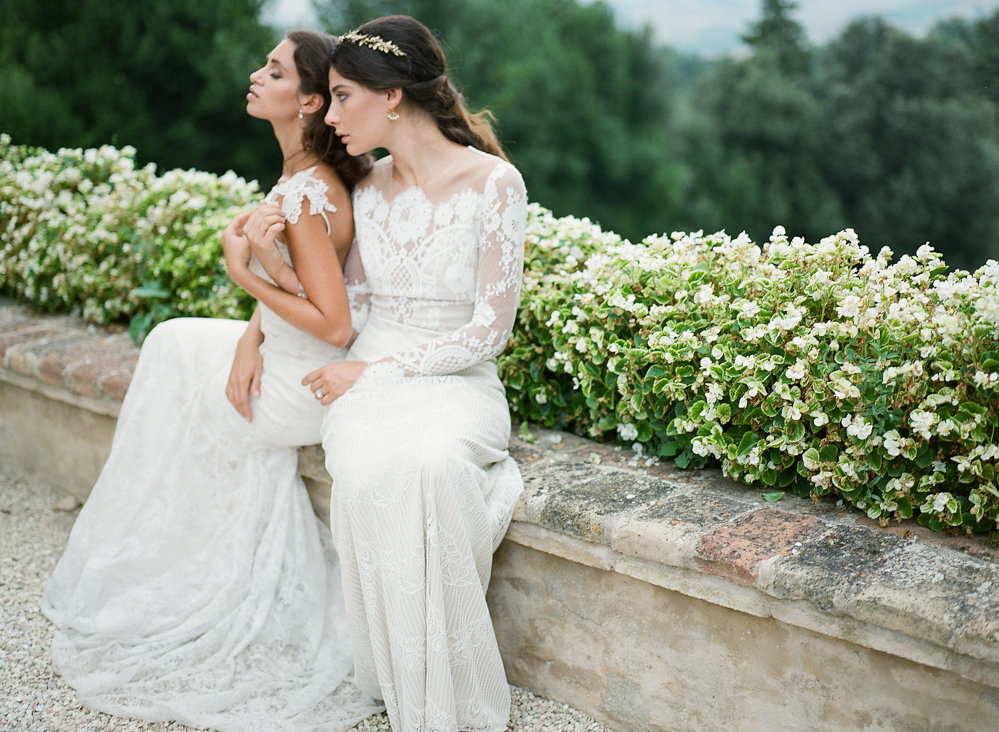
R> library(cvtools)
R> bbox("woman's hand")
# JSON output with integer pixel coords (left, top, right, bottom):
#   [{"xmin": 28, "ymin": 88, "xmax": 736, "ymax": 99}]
[
  {"xmin": 303, "ymin": 361, "xmax": 367, "ymax": 405},
  {"xmin": 244, "ymin": 203, "xmax": 287, "ymax": 279},
  {"xmin": 225, "ymin": 329, "xmax": 264, "ymax": 421},
  {"xmin": 222, "ymin": 210, "xmax": 254, "ymax": 286}
]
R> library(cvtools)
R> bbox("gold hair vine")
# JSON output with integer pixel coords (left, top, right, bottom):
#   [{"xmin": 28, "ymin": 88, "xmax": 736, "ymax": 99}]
[{"xmin": 337, "ymin": 30, "xmax": 407, "ymax": 57}]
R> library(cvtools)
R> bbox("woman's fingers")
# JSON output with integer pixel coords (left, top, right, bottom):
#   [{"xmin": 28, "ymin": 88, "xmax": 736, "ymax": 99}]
[
  {"xmin": 302, "ymin": 368, "xmax": 331, "ymax": 405},
  {"xmin": 225, "ymin": 381, "xmax": 253, "ymax": 421}
]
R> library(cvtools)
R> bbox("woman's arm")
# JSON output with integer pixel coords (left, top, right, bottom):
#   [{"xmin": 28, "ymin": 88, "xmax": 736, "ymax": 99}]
[
  {"xmin": 224, "ymin": 306, "xmax": 264, "ymax": 421},
  {"xmin": 224, "ymin": 175, "xmax": 355, "ymax": 347},
  {"xmin": 241, "ymin": 202, "xmax": 303, "ymax": 295}
]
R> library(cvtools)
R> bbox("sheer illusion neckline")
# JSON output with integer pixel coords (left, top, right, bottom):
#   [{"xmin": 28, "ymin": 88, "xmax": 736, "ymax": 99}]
[
  {"xmin": 357, "ymin": 147, "xmax": 505, "ymax": 209},
  {"xmin": 359, "ymin": 182, "xmax": 482, "ymax": 210}
]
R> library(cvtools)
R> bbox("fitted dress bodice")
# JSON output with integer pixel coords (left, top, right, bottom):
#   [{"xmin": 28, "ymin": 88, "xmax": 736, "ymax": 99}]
[{"xmin": 346, "ymin": 150, "xmax": 527, "ymax": 379}]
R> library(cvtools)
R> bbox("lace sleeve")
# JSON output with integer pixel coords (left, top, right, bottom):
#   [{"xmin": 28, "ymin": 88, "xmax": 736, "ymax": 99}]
[
  {"xmin": 343, "ymin": 241, "xmax": 370, "ymax": 336},
  {"xmin": 369, "ymin": 162, "xmax": 527, "ymax": 377},
  {"xmin": 263, "ymin": 166, "xmax": 338, "ymax": 234}
]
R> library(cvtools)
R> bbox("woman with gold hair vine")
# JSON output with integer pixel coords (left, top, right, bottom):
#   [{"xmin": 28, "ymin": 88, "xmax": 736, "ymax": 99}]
[{"xmin": 302, "ymin": 14, "xmax": 528, "ymax": 731}]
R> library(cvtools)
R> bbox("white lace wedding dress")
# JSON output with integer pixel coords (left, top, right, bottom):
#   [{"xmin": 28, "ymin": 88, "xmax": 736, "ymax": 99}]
[
  {"xmin": 320, "ymin": 149, "xmax": 528, "ymax": 732},
  {"xmin": 42, "ymin": 168, "xmax": 381, "ymax": 731}
]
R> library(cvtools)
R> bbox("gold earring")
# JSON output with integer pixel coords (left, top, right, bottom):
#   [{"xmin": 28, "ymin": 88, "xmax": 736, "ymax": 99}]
[
  {"xmin": 387, "ymin": 109, "xmax": 400, "ymax": 121},
  {"xmin": 298, "ymin": 109, "xmax": 304, "ymax": 120}
]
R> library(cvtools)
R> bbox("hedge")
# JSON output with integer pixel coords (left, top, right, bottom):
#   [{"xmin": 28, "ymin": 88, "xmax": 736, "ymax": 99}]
[{"xmin": 3, "ymin": 137, "xmax": 998, "ymax": 535}]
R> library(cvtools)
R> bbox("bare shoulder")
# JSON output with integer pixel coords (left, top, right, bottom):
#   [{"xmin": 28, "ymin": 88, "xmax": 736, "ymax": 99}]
[{"xmin": 308, "ymin": 163, "xmax": 351, "ymax": 209}]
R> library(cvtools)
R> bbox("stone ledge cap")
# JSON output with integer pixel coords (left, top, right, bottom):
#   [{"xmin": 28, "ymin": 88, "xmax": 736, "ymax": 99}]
[{"xmin": 510, "ymin": 426, "xmax": 999, "ymax": 671}]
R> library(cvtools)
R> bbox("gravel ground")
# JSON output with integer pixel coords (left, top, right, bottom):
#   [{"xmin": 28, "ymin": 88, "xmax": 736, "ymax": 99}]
[{"xmin": 0, "ymin": 465, "xmax": 610, "ymax": 732}]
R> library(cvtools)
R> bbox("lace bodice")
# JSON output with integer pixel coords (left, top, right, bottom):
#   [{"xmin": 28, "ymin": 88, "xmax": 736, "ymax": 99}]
[{"xmin": 350, "ymin": 149, "xmax": 527, "ymax": 377}]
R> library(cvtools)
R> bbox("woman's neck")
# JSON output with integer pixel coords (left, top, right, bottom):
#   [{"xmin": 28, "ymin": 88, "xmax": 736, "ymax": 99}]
[
  {"xmin": 274, "ymin": 123, "xmax": 316, "ymax": 177},
  {"xmin": 385, "ymin": 113, "xmax": 466, "ymax": 190}
]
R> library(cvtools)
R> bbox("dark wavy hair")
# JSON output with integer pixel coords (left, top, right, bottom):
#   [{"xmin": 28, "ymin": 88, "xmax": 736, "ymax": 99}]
[
  {"xmin": 330, "ymin": 16, "xmax": 507, "ymax": 161},
  {"xmin": 286, "ymin": 29, "xmax": 373, "ymax": 188}
]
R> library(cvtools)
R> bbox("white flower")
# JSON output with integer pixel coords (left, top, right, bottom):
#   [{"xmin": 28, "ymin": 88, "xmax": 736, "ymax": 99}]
[
  {"xmin": 785, "ymin": 360, "xmax": 806, "ymax": 381},
  {"xmin": 936, "ymin": 418, "xmax": 957, "ymax": 436},
  {"xmin": 836, "ymin": 295, "xmax": 862, "ymax": 319},
  {"xmin": 841, "ymin": 414, "xmax": 873, "ymax": 440},
  {"xmin": 909, "ymin": 409, "xmax": 936, "ymax": 439},
  {"xmin": 736, "ymin": 300, "xmax": 761, "ymax": 319},
  {"xmin": 932, "ymin": 492, "xmax": 953, "ymax": 513},
  {"xmin": 932, "ymin": 312, "xmax": 961, "ymax": 335},
  {"xmin": 974, "ymin": 370, "xmax": 999, "ymax": 387},
  {"xmin": 772, "ymin": 304, "xmax": 803, "ymax": 331},
  {"xmin": 782, "ymin": 402, "xmax": 803, "ymax": 421},
  {"xmin": 618, "ymin": 423, "xmax": 639, "ymax": 441}
]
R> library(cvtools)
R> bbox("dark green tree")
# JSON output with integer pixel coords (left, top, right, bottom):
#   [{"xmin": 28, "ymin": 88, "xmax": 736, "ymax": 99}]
[
  {"xmin": 0, "ymin": 0, "xmax": 280, "ymax": 184},
  {"xmin": 742, "ymin": 0, "xmax": 810, "ymax": 75},
  {"xmin": 815, "ymin": 17, "xmax": 999, "ymax": 268},
  {"xmin": 679, "ymin": 0, "xmax": 844, "ymax": 242}
]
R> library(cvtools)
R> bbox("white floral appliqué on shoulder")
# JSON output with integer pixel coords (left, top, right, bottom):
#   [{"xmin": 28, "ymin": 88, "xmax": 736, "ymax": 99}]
[{"xmin": 264, "ymin": 165, "xmax": 337, "ymax": 234}]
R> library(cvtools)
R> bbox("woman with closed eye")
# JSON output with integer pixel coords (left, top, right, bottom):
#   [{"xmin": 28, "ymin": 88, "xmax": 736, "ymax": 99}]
[{"xmin": 42, "ymin": 29, "xmax": 382, "ymax": 730}]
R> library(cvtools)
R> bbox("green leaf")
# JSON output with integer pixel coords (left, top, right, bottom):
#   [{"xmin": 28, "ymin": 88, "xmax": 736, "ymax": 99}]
[
  {"xmin": 656, "ymin": 438, "xmax": 678, "ymax": 457},
  {"xmin": 128, "ymin": 311, "xmax": 153, "ymax": 344},
  {"xmin": 761, "ymin": 491, "xmax": 785, "ymax": 502},
  {"xmin": 737, "ymin": 432, "xmax": 757, "ymax": 457},
  {"xmin": 133, "ymin": 281, "xmax": 170, "ymax": 300},
  {"xmin": 517, "ymin": 422, "xmax": 536, "ymax": 443},
  {"xmin": 646, "ymin": 365, "xmax": 667, "ymax": 379}
]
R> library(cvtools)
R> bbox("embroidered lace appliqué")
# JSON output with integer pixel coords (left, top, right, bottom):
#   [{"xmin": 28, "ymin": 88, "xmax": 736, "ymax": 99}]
[{"xmin": 264, "ymin": 165, "xmax": 338, "ymax": 235}]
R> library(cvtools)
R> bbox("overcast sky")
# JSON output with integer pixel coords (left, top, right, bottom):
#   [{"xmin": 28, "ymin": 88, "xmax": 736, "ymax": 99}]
[
  {"xmin": 611, "ymin": 0, "xmax": 999, "ymax": 55},
  {"xmin": 268, "ymin": 0, "xmax": 999, "ymax": 56}
]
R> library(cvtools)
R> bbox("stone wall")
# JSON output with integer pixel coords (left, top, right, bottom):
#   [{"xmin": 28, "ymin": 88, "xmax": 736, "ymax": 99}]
[{"xmin": 3, "ymin": 297, "xmax": 998, "ymax": 731}]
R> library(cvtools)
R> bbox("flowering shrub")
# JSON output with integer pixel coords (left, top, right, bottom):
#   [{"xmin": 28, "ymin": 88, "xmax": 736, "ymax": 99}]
[
  {"xmin": 0, "ymin": 135, "xmax": 258, "ymax": 340},
  {"xmin": 502, "ymin": 205, "xmax": 999, "ymax": 536},
  {"xmin": 3, "ymin": 140, "xmax": 997, "ymax": 534}
]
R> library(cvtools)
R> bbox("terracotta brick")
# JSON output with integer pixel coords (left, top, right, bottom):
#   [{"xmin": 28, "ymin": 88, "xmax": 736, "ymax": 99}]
[
  {"xmin": 63, "ymin": 337, "xmax": 138, "ymax": 398},
  {"xmin": 36, "ymin": 334, "xmax": 100, "ymax": 387},
  {"xmin": 99, "ymin": 362, "xmax": 137, "ymax": 401},
  {"xmin": 0, "ymin": 322, "xmax": 62, "ymax": 362},
  {"xmin": 694, "ymin": 508, "xmax": 823, "ymax": 585},
  {"xmin": 4, "ymin": 331, "xmax": 83, "ymax": 377}
]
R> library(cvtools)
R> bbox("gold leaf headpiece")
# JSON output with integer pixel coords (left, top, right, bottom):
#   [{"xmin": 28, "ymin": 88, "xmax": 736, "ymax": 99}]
[{"xmin": 337, "ymin": 30, "xmax": 408, "ymax": 57}]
